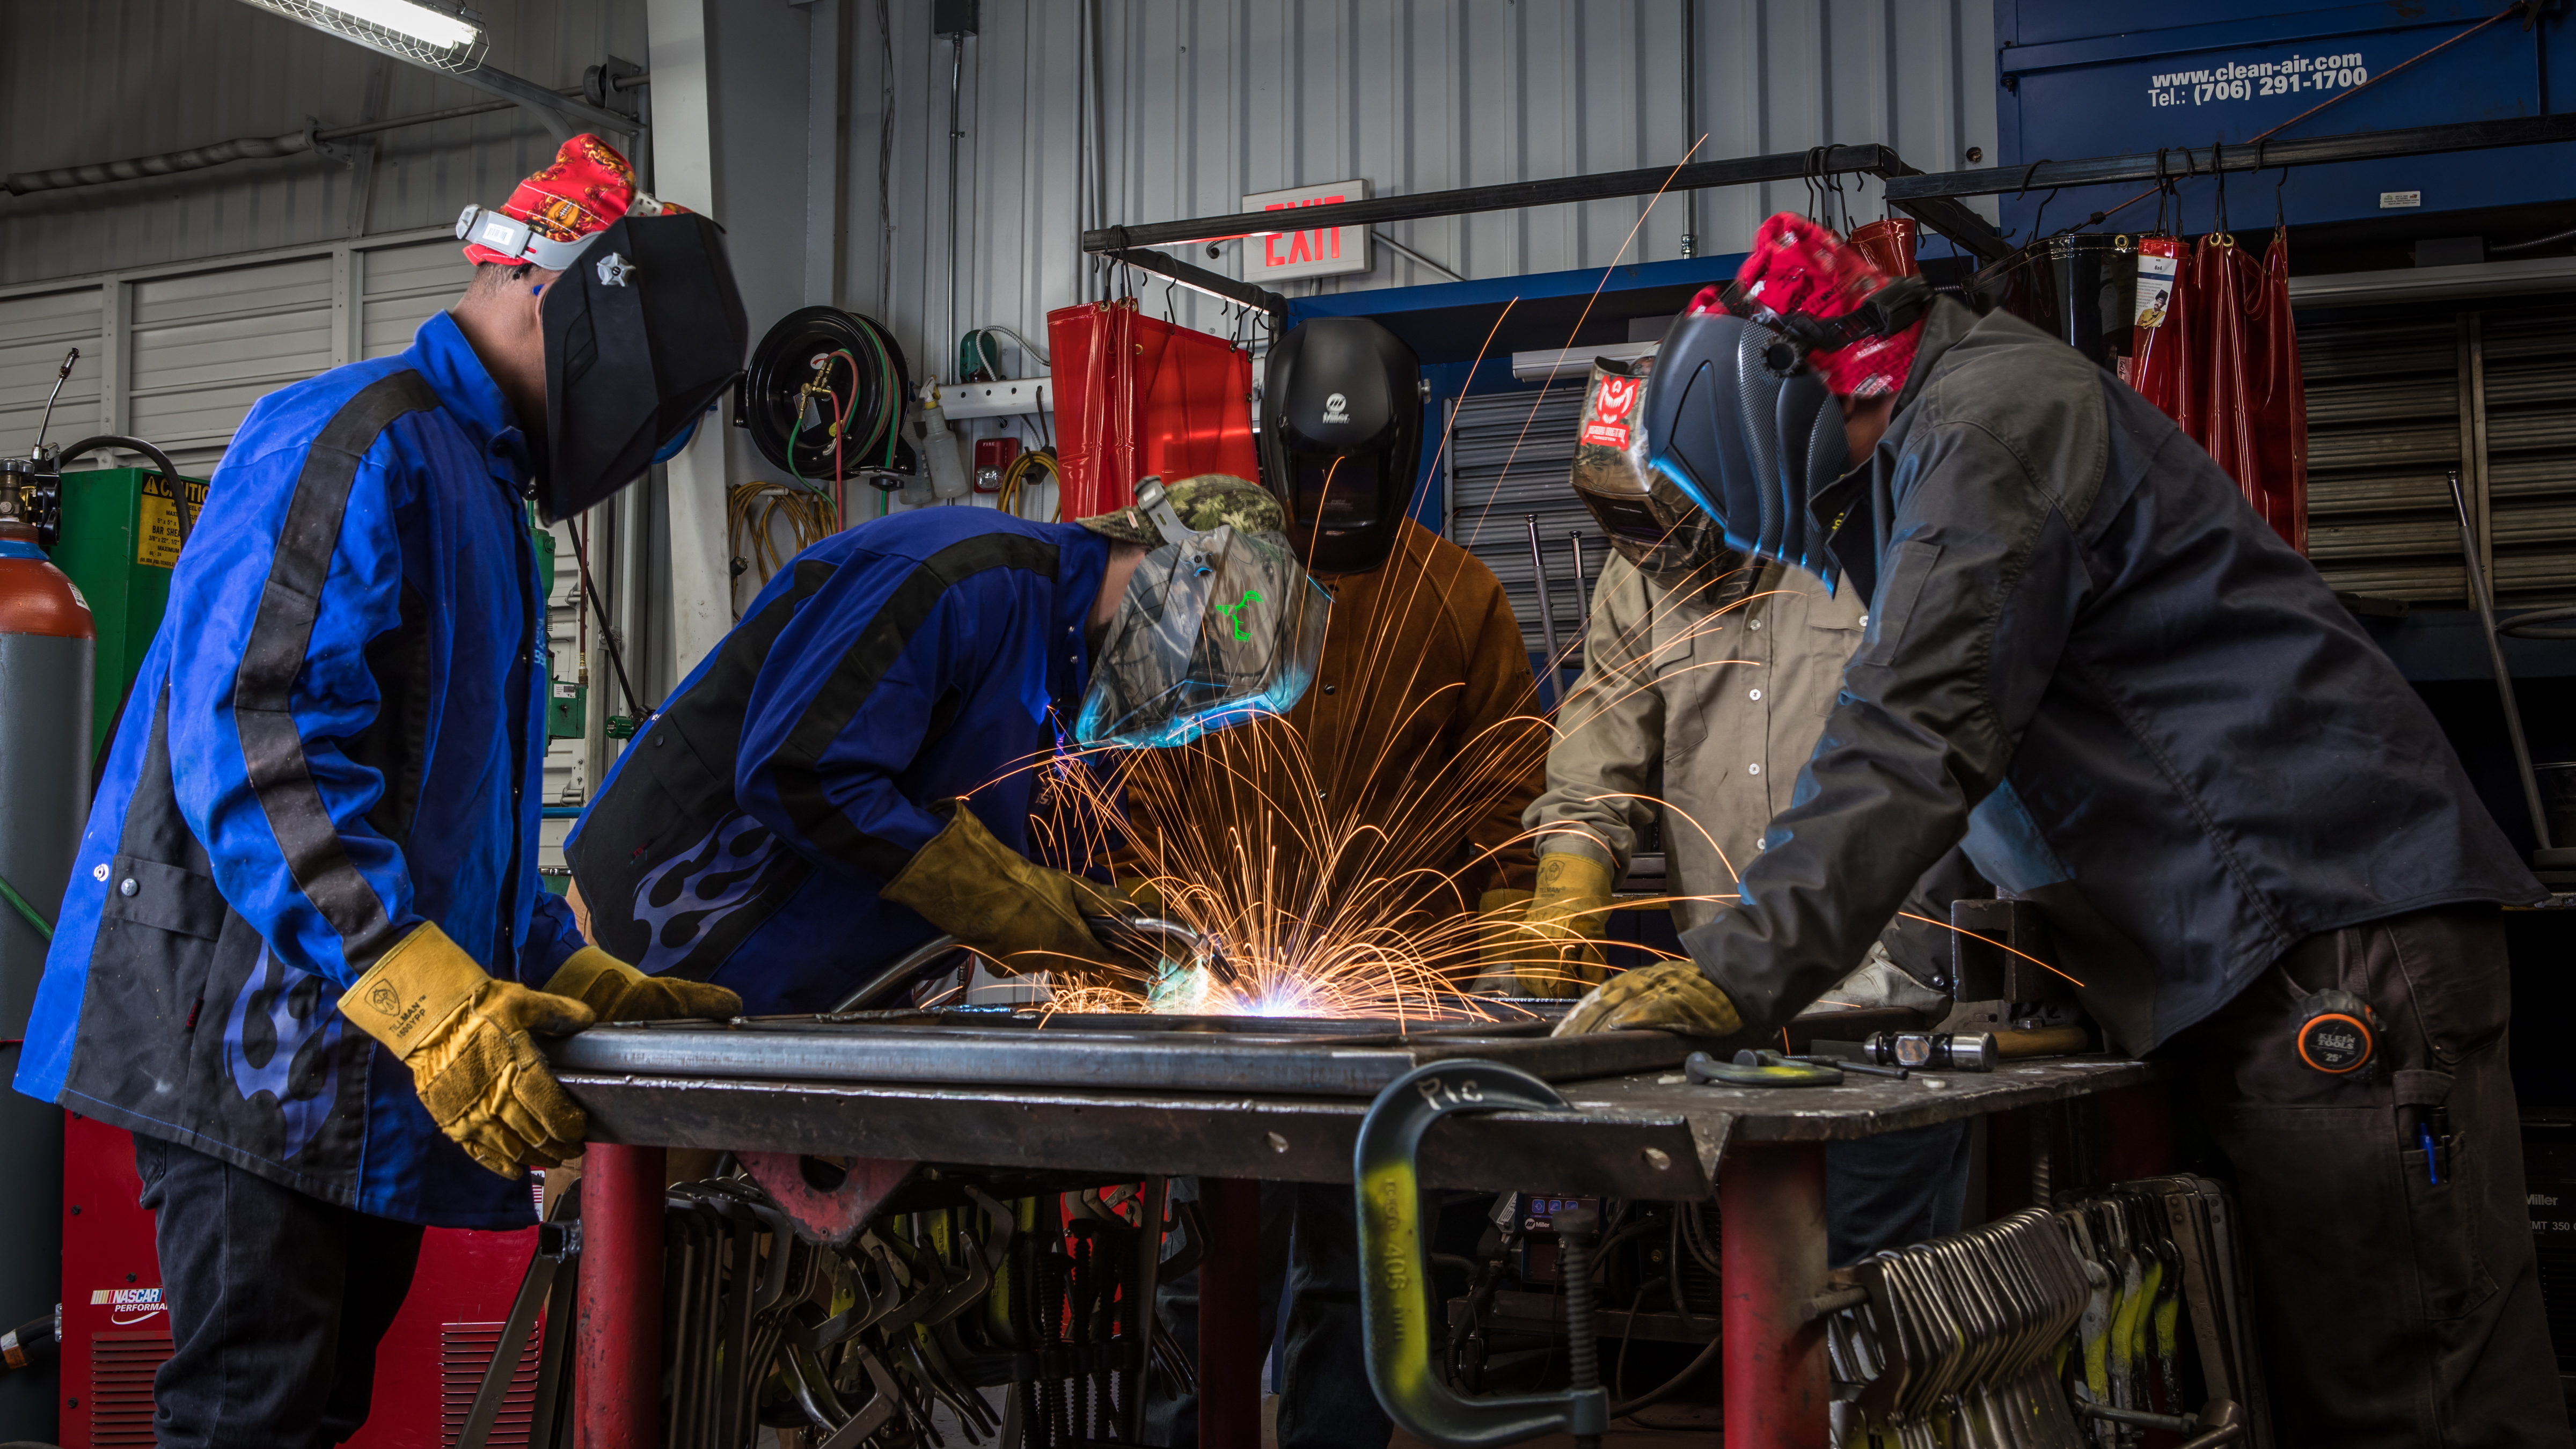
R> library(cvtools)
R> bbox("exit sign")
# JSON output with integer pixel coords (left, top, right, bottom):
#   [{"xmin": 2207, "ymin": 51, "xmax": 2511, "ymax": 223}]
[{"xmin": 1241, "ymin": 179, "xmax": 1372, "ymax": 282}]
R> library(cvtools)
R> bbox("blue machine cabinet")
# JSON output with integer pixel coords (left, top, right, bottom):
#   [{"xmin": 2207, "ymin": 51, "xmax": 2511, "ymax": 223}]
[{"xmin": 1994, "ymin": 1, "xmax": 2576, "ymax": 239}]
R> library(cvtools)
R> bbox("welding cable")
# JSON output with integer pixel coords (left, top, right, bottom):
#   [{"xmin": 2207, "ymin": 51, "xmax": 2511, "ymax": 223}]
[
  {"xmin": 2494, "ymin": 223, "xmax": 2576, "ymax": 255},
  {"xmin": 996, "ymin": 446, "xmax": 1064, "ymax": 521},
  {"xmin": 0, "ymin": 874, "xmax": 53, "ymax": 942},
  {"xmin": 60, "ymin": 434, "xmax": 192, "ymax": 546},
  {"xmin": 0, "ymin": 1312, "xmax": 56, "ymax": 1375},
  {"xmin": 727, "ymin": 480, "xmax": 839, "ymax": 611},
  {"xmin": 568, "ymin": 515, "xmax": 643, "ymax": 722}
]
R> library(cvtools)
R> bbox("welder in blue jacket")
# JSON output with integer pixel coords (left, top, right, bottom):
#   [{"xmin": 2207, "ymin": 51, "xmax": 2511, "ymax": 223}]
[
  {"xmin": 14, "ymin": 137, "xmax": 749, "ymax": 1448},
  {"xmin": 566, "ymin": 473, "xmax": 1327, "ymax": 1013}
]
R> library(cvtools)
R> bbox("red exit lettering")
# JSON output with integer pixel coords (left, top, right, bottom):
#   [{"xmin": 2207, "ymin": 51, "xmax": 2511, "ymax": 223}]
[{"xmin": 1263, "ymin": 195, "xmax": 1348, "ymax": 267}]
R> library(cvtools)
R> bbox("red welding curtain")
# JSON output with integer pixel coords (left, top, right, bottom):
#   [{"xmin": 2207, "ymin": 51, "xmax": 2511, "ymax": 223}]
[
  {"xmin": 2127, "ymin": 231, "xmax": 2307, "ymax": 552},
  {"xmin": 1047, "ymin": 299, "xmax": 1259, "ymax": 518}
]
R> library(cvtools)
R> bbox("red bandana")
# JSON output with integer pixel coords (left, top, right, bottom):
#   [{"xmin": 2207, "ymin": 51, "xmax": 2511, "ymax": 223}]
[
  {"xmin": 461, "ymin": 134, "xmax": 686, "ymax": 267},
  {"xmin": 1692, "ymin": 212, "xmax": 1924, "ymax": 399}
]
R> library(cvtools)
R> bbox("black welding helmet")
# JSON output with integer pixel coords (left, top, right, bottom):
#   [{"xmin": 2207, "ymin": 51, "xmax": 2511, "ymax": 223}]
[
  {"xmin": 1638, "ymin": 310, "xmax": 1849, "ymax": 588},
  {"xmin": 1257, "ymin": 317, "xmax": 1424, "ymax": 573},
  {"xmin": 1570, "ymin": 355, "xmax": 1727, "ymax": 581},
  {"xmin": 538, "ymin": 211, "xmax": 749, "ymax": 523}
]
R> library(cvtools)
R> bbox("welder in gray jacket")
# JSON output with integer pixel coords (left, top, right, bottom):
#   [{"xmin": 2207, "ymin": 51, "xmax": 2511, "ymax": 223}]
[{"xmin": 1554, "ymin": 213, "xmax": 2564, "ymax": 1447}]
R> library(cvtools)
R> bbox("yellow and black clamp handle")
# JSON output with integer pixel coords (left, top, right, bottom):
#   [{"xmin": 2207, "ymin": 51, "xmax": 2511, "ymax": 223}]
[
  {"xmin": 1355, "ymin": 1060, "xmax": 1608, "ymax": 1449},
  {"xmin": 1686, "ymin": 1048, "xmax": 1846, "ymax": 1087}
]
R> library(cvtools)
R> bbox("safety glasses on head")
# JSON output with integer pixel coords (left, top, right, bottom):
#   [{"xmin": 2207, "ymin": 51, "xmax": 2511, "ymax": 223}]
[
  {"xmin": 1637, "ymin": 310, "xmax": 1850, "ymax": 587},
  {"xmin": 1073, "ymin": 479, "xmax": 1331, "ymax": 750},
  {"xmin": 538, "ymin": 211, "xmax": 749, "ymax": 523}
]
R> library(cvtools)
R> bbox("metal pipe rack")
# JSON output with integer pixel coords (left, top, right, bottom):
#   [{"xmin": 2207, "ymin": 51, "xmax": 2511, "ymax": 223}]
[{"xmin": 556, "ymin": 1013, "xmax": 2155, "ymax": 1447}]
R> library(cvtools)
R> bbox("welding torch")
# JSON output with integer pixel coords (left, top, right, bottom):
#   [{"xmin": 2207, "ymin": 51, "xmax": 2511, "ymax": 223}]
[{"xmin": 1084, "ymin": 913, "xmax": 1240, "ymax": 984}]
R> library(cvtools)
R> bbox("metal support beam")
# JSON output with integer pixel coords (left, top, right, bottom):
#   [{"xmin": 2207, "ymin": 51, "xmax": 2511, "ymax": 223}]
[
  {"xmin": 447, "ymin": 60, "xmax": 641, "ymax": 142},
  {"xmin": 1085, "ymin": 144, "xmax": 2014, "ymax": 267},
  {"xmin": 1723, "ymin": 1142, "xmax": 1831, "ymax": 1448},
  {"xmin": 576, "ymin": 1143, "xmax": 665, "ymax": 1447},
  {"xmin": 1884, "ymin": 113, "xmax": 2576, "ymax": 203},
  {"xmin": 1104, "ymin": 246, "xmax": 1293, "ymax": 318}
]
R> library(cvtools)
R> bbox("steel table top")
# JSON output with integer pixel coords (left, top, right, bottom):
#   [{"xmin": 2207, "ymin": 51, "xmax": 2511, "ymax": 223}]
[{"xmin": 555, "ymin": 1014, "xmax": 2157, "ymax": 1200}]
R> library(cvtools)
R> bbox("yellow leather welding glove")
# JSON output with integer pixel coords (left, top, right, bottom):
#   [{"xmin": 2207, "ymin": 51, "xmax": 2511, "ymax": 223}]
[
  {"xmin": 544, "ymin": 947, "xmax": 742, "ymax": 1023},
  {"xmin": 1517, "ymin": 853, "xmax": 1616, "ymax": 998},
  {"xmin": 1113, "ymin": 877, "xmax": 1169, "ymax": 921},
  {"xmin": 1469, "ymin": 889, "xmax": 1534, "ymax": 993},
  {"xmin": 1551, "ymin": 960, "xmax": 1744, "ymax": 1038},
  {"xmin": 883, "ymin": 800, "xmax": 1138, "ymax": 987},
  {"xmin": 343, "ymin": 923, "xmax": 595, "ymax": 1178}
]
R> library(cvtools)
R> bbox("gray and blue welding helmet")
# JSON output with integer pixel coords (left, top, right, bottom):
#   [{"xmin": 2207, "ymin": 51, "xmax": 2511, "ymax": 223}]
[
  {"xmin": 1073, "ymin": 475, "xmax": 1332, "ymax": 750},
  {"xmin": 1636, "ymin": 310, "xmax": 1849, "ymax": 587}
]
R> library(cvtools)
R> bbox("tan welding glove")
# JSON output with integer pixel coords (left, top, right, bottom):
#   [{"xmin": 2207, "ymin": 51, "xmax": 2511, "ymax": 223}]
[
  {"xmin": 544, "ymin": 947, "xmax": 742, "ymax": 1023},
  {"xmin": 883, "ymin": 800, "xmax": 1137, "ymax": 987},
  {"xmin": 1551, "ymin": 960, "xmax": 1744, "ymax": 1037},
  {"xmin": 343, "ymin": 923, "xmax": 595, "ymax": 1178},
  {"xmin": 1469, "ymin": 889, "xmax": 1535, "ymax": 993},
  {"xmin": 1517, "ymin": 853, "xmax": 1615, "ymax": 998}
]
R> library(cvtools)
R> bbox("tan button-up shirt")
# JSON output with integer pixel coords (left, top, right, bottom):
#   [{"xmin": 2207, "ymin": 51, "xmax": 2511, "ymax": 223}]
[{"xmin": 1525, "ymin": 553, "xmax": 1866, "ymax": 932}]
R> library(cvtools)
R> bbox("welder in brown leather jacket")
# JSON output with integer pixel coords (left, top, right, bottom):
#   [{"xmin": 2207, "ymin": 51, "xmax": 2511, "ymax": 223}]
[
  {"xmin": 1556, "ymin": 213, "xmax": 2563, "ymax": 1446},
  {"xmin": 1124, "ymin": 318, "xmax": 1546, "ymax": 1449}
]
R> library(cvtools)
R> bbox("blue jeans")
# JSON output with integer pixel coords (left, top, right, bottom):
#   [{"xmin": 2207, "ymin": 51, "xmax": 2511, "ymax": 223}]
[
  {"xmin": 1825, "ymin": 1119, "xmax": 1974, "ymax": 1265},
  {"xmin": 1145, "ymin": 1179, "xmax": 1390, "ymax": 1449}
]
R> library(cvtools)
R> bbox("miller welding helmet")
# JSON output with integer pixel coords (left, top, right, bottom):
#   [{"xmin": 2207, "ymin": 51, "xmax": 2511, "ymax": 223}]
[
  {"xmin": 1073, "ymin": 477, "xmax": 1333, "ymax": 750},
  {"xmin": 1257, "ymin": 317, "xmax": 1424, "ymax": 573},
  {"xmin": 1570, "ymin": 355, "xmax": 1726, "ymax": 581},
  {"xmin": 538, "ymin": 211, "xmax": 750, "ymax": 523},
  {"xmin": 1637, "ymin": 310, "xmax": 1849, "ymax": 587}
]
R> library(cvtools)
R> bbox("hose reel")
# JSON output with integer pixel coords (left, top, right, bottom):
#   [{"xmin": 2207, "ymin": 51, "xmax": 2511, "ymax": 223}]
[{"xmin": 741, "ymin": 306, "xmax": 915, "ymax": 490}]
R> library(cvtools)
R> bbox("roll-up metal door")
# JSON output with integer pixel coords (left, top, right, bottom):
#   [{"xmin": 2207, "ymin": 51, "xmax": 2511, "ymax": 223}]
[
  {"xmin": 0, "ymin": 287, "xmax": 104, "ymax": 455},
  {"xmin": 1443, "ymin": 385, "xmax": 1596, "ymax": 665},
  {"xmin": 362, "ymin": 238, "xmax": 473, "ymax": 359},
  {"xmin": 2302, "ymin": 305, "xmax": 2576, "ymax": 606},
  {"xmin": 128, "ymin": 256, "xmax": 336, "ymax": 476}
]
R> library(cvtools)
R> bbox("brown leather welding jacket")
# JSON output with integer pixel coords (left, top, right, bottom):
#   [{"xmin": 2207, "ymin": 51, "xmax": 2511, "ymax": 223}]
[{"xmin": 1106, "ymin": 518, "xmax": 1547, "ymax": 958}]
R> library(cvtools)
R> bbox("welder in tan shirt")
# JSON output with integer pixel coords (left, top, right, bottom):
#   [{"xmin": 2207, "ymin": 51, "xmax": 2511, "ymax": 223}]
[{"xmin": 1507, "ymin": 358, "xmax": 1966, "ymax": 1265}]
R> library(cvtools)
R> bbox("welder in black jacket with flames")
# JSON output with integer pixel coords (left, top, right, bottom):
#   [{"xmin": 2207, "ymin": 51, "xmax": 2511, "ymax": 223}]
[{"xmin": 1554, "ymin": 212, "xmax": 2565, "ymax": 1446}]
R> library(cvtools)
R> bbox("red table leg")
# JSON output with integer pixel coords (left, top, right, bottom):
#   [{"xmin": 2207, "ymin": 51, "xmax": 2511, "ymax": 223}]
[
  {"xmin": 577, "ymin": 1144, "xmax": 664, "ymax": 1448},
  {"xmin": 1723, "ymin": 1141, "xmax": 1831, "ymax": 1449},
  {"xmin": 1197, "ymin": 1177, "xmax": 1262, "ymax": 1449}
]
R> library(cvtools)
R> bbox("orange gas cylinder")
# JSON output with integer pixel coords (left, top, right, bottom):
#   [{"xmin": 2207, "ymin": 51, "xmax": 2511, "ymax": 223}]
[{"xmin": 0, "ymin": 456, "xmax": 92, "ymax": 1443}]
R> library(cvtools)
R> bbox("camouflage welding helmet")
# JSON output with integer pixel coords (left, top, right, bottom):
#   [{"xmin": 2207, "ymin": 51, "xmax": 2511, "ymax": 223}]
[
  {"xmin": 1075, "ymin": 473, "xmax": 1284, "ymax": 545},
  {"xmin": 1570, "ymin": 356, "xmax": 1728, "ymax": 581},
  {"xmin": 1073, "ymin": 476, "xmax": 1330, "ymax": 750}
]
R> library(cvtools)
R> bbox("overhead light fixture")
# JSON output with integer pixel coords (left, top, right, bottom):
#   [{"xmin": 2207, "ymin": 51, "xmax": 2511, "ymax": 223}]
[{"xmin": 233, "ymin": 0, "xmax": 487, "ymax": 73}]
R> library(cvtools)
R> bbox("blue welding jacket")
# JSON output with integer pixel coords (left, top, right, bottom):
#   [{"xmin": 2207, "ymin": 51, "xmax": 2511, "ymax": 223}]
[
  {"xmin": 17, "ymin": 312, "xmax": 578, "ymax": 1228},
  {"xmin": 565, "ymin": 508, "xmax": 1109, "ymax": 1014}
]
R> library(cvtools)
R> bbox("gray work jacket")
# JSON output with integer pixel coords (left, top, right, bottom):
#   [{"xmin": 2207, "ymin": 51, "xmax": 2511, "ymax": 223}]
[{"xmin": 1682, "ymin": 299, "xmax": 2542, "ymax": 1055}]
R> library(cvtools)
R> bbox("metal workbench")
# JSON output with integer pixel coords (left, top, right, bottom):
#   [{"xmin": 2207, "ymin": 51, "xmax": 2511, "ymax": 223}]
[{"xmin": 552, "ymin": 1015, "xmax": 2158, "ymax": 1448}]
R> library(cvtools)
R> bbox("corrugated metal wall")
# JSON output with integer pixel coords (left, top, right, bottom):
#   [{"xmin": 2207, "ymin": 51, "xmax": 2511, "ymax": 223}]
[
  {"xmin": 848, "ymin": 0, "xmax": 2000, "ymax": 373},
  {"xmin": 1, "ymin": 0, "xmax": 645, "ymax": 287}
]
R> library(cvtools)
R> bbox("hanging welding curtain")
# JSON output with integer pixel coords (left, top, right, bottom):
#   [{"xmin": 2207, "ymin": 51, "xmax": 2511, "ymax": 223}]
[
  {"xmin": 2248, "ymin": 230, "xmax": 2309, "ymax": 552},
  {"xmin": 2119, "ymin": 229, "xmax": 2305, "ymax": 552},
  {"xmin": 1046, "ymin": 298, "xmax": 1260, "ymax": 518}
]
